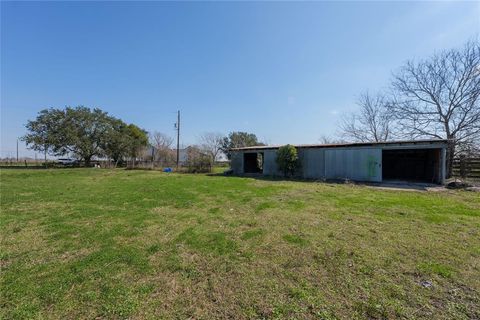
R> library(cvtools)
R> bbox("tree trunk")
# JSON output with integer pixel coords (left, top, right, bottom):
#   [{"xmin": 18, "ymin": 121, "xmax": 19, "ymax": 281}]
[
  {"xmin": 446, "ymin": 138, "xmax": 455, "ymax": 179},
  {"xmin": 84, "ymin": 156, "xmax": 92, "ymax": 167}
]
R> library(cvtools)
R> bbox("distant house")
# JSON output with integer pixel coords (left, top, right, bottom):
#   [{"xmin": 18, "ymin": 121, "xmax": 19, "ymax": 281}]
[
  {"xmin": 178, "ymin": 146, "xmax": 209, "ymax": 164},
  {"xmin": 178, "ymin": 147, "xmax": 190, "ymax": 164}
]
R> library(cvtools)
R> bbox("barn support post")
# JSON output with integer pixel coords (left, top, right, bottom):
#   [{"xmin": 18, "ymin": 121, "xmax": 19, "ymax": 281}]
[{"xmin": 441, "ymin": 147, "xmax": 447, "ymax": 184}]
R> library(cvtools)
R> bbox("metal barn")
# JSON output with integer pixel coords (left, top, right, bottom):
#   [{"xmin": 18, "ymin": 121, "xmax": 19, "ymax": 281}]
[{"xmin": 230, "ymin": 140, "xmax": 448, "ymax": 184}]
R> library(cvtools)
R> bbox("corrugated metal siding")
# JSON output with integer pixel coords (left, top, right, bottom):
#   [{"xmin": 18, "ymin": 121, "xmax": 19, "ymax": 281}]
[
  {"xmin": 263, "ymin": 150, "xmax": 278, "ymax": 175},
  {"xmin": 325, "ymin": 148, "xmax": 382, "ymax": 182},
  {"xmin": 301, "ymin": 148, "xmax": 325, "ymax": 179},
  {"xmin": 230, "ymin": 147, "xmax": 382, "ymax": 181},
  {"xmin": 230, "ymin": 152, "xmax": 243, "ymax": 174}
]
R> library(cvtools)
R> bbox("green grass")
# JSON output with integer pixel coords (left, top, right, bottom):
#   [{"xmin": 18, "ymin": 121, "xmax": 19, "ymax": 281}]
[{"xmin": 1, "ymin": 169, "xmax": 479, "ymax": 319}]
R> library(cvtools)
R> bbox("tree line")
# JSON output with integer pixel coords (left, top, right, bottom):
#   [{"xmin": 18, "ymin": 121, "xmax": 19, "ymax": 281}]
[
  {"xmin": 23, "ymin": 106, "xmax": 148, "ymax": 166},
  {"xmin": 338, "ymin": 39, "xmax": 479, "ymax": 177},
  {"xmin": 23, "ymin": 106, "xmax": 264, "ymax": 166},
  {"xmin": 148, "ymin": 131, "xmax": 264, "ymax": 165}
]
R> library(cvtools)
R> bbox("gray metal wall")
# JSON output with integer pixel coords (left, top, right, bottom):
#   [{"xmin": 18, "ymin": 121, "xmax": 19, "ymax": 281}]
[
  {"xmin": 262, "ymin": 150, "xmax": 279, "ymax": 175},
  {"xmin": 324, "ymin": 148, "xmax": 382, "ymax": 182},
  {"xmin": 231, "ymin": 147, "xmax": 381, "ymax": 181},
  {"xmin": 230, "ymin": 152, "xmax": 243, "ymax": 174},
  {"xmin": 300, "ymin": 148, "xmax": 325, "ymax": 179}
]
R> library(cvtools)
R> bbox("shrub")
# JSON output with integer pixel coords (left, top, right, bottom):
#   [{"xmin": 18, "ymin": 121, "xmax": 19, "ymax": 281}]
[{"xmin": 276, "ymin": 144, "xmax": 299, "ymax": 177}]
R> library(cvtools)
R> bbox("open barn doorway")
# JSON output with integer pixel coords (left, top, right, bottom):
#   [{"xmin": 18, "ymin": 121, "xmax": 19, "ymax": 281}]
[
  {"xmin": 382, "ymin": 149, "xmax": 442, "ymax": 183},
  {"xmin": 243, "ymin": 152, "xmax": 264, "ymax": 174}
]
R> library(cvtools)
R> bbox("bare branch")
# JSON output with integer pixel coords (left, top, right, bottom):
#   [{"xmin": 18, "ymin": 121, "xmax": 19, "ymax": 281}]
[
  {"xmin": 150, "ymin": 132, "xmax": 175, "ymax": 164},
  {"xmin": 198, "ymin": 132, "xmax": 225, "ymax": 162},
  {"xmin": 390, "ymin": 39, "xmax": 480, "ymax": 177},
  {"xmin": 339, "ymin": 91, "xmax": 396, "ymax": 142}
]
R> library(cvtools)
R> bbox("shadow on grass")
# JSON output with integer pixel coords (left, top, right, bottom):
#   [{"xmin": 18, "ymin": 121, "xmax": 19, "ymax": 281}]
[{"xmin": 206, "ymin": 172, "xmax": 441, "ymax": 191}]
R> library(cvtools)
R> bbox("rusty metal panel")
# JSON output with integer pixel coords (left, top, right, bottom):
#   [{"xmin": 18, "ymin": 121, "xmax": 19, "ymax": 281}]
[{"xmin": 325, "ymin": 148, "xmax": 382, "ymax": 182}]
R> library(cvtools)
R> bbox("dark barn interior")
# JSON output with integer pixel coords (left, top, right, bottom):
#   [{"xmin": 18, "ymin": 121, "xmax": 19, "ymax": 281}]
[
  {"xmin": 382, "ymin": 149, "xmax": 441, "ymax": 183},
  {"xmin": 243, "ymin": 152, "xmax": 264, "ymax": 174}
]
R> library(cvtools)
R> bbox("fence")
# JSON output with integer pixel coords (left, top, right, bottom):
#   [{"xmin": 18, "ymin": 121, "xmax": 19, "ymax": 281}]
[
  {"xmin": 452, "ymin": 157, "xmax": 480, "ymax": 180},
  {"xmin": 0, "ymin": 159, "xmax": 44, "ymax": 168},
  {"xmin": 0, "ymin": 159, "xmax": 105, "ymax": 169},
  {"xmin": 124, "ymin": 160, "xmax": 215, "ymax": 173},
  {"xmin": 123, "ymin": 160, "xmax": 176, "ymax": 170}
]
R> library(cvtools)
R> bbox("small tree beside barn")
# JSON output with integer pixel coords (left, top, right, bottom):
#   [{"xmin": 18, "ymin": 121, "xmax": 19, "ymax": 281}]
[{"xmin": 276, "ymin": 144, "xmax": 299, "ymax": 177}]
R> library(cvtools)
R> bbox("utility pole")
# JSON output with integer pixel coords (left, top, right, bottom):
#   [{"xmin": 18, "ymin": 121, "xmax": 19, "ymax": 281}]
[
  {"xmin": 175, "ymin": 110, "xmax": 180, "ymax": 169},
  {"xmin": 16, "ymin": 139, "xmax": 19, "ymax": 162}
]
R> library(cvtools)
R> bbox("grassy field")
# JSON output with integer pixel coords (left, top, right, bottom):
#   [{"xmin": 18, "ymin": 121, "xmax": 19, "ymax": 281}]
[{"xmin": 1, "ymin": 169, "xmax": 479, "ymax": 319}]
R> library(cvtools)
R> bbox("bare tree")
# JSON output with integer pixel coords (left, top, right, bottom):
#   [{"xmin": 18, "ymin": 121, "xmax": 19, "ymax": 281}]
[
  {"xmin": 390, "ymin": 40, "xmax": 480, "ymax": 177},
  {"xmin": 151, "ymin": 132, "xmax": 173, "ymax": 149},
  {"xmin": 150, "ymin": 132, "xmax": 175, "ymax": 165},
  {"xmin": 198, "ymin": 132, "xmax": 225, "ymax": 162},
  {"xmin": 339, "ymin": 92, "xmax": 395, "ymax": 142},
  {"xmin": 319, "ymin": 135, "xmax": 346, "ymax": 144}
]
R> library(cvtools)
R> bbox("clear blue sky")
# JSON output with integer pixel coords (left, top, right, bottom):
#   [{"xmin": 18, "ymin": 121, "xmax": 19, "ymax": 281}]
[{"xmin": 1, "ymin": 1, "xmax": 479, "ymax": 158}]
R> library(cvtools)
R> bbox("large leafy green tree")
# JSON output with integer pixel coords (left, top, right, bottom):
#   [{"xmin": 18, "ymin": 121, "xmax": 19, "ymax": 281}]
[
  {"xmin": 58, "ymin": 107, "xmax": 113, "ymax": 165},
  {"xmin": 126, "ymin": 124, "xmax": 149, "ymax": 160},
  {"xmin": 23, "ymin": 108, "xmax": 65, "ymax": 161},
  {"xmin": 221, "ymin": 131, "xmax": 263, "ymax": 159},
  {"xmin": 99, "ymin": 120, "xmax": 149, "ymax": 166},
  {"xmin": 23, "ymin": 106, "xmax": 148, "ymax": 166},
  {"xmin": 102, "ymin": 118, "xmax": 131, "ymax": 166}
]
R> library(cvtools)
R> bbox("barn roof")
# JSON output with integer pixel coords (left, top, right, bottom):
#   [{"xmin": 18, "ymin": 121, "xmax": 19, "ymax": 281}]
[{"xmin": 230, "ymin": 139, "xmax": 448, "ymax": 151}]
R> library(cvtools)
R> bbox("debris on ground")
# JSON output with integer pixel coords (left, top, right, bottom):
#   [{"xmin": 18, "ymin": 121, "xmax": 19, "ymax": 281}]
[
  {"xmin": 446, "ymin": 181, "xmax": 472, "ymax": 189},
  {"xmin": 465, "ymin": 186, "xmax": 480, "ymax": 192},
  {"xmin": 420, "ymin": 280, "xmax": 433, "ymax": 288}
]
